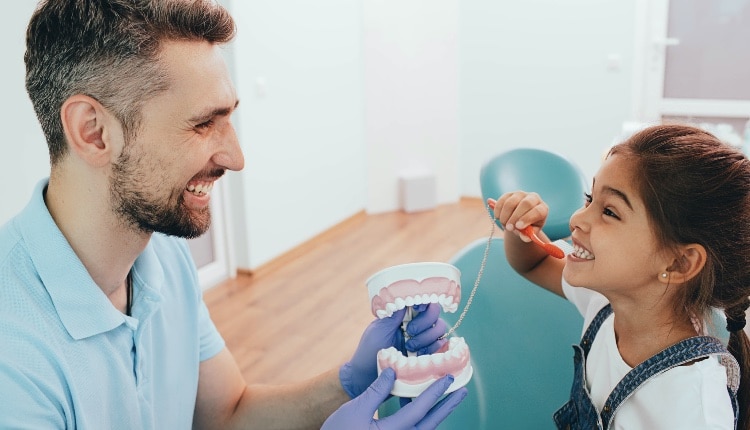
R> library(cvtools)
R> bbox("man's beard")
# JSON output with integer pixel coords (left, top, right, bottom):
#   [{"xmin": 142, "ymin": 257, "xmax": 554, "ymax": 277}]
[{"xmin": 110, "ymin": 149, "xmax": 211, "ymax": 239}]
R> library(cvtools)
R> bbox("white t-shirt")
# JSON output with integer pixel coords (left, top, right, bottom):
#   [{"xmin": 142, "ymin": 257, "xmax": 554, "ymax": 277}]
[{"xmin": 562, "ymin": 279, "xmax": 735, "ymax": 430}]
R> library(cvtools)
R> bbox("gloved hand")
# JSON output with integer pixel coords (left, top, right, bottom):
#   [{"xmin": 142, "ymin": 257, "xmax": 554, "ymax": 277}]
[
  {"xmin": 339, "ymin": 303, "xmax": 449, "ymax": 399},
  {"xmin": 322, "ymin": 367, "xmax": 468, "ymax": 430}
]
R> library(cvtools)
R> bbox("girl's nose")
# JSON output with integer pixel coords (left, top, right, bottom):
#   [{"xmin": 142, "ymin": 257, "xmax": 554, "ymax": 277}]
[{"xmin": 569, "ymin": 205, "xmax": 589, "ymax": 233}]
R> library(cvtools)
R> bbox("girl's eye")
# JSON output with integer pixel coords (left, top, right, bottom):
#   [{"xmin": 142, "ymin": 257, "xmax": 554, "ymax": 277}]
[{"xmin": 584, "ymin": 192, "xmax": 620, "ymax": 219}]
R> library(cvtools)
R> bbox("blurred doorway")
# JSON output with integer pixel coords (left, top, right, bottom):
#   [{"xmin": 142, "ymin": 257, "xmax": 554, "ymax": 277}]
[
  {"xmin": 187, "ymin": 180, "xmax": 234, "ymax": 290},
  {"xmin": 636, "ymin": 0, "xmax": 750, "ymax": 141}
]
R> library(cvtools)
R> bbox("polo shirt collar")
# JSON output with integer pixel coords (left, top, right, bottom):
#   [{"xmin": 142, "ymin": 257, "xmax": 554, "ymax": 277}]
[
  {"xmin": 19, "ymin": 179, "xmax": 165, "ymax": 340},
  {"xmin": 130, "ymin": 237, "xmax": 165, "ymax": 321}
]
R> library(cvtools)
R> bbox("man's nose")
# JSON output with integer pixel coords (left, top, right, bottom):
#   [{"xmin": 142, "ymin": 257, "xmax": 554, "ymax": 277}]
[{"xmin": 213, "ymin": 124, "xmax": 244, "ymax": 171}]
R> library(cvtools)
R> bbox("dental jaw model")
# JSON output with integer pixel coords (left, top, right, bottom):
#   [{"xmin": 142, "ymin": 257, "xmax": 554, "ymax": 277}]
[
  {"xmin": 365, "ymin": 202, "xmax": 572, "ymax": 398},
  {"xmin": 366, "ymin": 262, "xmax": 473, "ymax": 397}
]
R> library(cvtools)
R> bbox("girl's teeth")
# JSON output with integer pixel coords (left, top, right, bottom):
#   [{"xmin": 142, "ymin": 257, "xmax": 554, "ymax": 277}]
[{"xmin": 573, "ymin": 245, "xmax": 594, "ymax": 260}]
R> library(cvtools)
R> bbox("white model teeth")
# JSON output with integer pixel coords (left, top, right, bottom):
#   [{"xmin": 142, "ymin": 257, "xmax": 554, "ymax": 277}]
[
  {"xmin": 573, "ymin": 245, "xmax": 595, "ymax": 260},
  {"xmin": 379, "ymin": 337, "xmax": 468, "ymax": 366},
  {"xmin": 186, "ymin": 182, "xmax": 214, "ymax": 196},
  {"xmin": 375, "ymin": 294, "xmax": 458, "ymax": 318}
]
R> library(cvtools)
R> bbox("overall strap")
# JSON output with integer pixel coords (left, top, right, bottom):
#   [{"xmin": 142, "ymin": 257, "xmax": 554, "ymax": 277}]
[
  {"xmin": 600, "ymin": 335, "xmax": 740, "ymax": 429},
  {"xmin": 579, "ymin": 304, "xmax": 613, "ymax": 356}
]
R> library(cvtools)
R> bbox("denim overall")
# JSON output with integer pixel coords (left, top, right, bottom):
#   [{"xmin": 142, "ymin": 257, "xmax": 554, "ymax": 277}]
[{"xmin": 553, "ymin": 304, "xmax": 740, "ymax": 430}]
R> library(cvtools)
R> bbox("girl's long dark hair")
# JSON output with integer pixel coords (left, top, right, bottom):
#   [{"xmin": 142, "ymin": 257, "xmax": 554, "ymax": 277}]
[{"xmin": 610, "ymin": 124, "xmax": 750, "ymax": 429}]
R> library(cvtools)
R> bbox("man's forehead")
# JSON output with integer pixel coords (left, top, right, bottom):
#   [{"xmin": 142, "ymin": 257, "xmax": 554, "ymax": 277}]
[{"xmin": 153, "ymin": 40, "xmax": 237, "ymax": 109}]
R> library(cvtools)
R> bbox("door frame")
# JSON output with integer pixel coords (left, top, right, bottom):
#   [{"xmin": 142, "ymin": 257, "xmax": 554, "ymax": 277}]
[{"xmin": 194, "ymin": 179, "xmax": 236, "ymax": 290}]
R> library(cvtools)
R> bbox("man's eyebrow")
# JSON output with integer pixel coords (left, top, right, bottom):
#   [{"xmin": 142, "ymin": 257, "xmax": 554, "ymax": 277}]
[
  {"xmin": 602, "ymin": 185, "xmax": 633, "ymax": 211},
  {"xmin": 189, "ymin": 99, "xmax": 240, "ymax": 123}
]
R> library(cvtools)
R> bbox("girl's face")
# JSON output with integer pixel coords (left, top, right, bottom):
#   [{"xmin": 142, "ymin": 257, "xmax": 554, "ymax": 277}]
[{"xmin": 563, "ymin": 153, "xmax": 671, "ymax": 299}]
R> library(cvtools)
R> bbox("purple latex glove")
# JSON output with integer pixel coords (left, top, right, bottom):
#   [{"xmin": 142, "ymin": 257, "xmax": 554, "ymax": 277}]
[
  {"xmin": 339, "ymin": 303, "xmax": 449, "ymax": 399},
  {"xmin": 322, "ymin": 367, "xmax": 468, "ymax": 430}
]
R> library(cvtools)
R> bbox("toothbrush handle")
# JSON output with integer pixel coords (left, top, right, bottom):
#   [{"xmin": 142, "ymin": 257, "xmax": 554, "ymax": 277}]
[
  {"xmin": 520, "ymin": 226, "xmax": 565, "ymax": 259},
  {"xmin": 520, "ymin": 225, "xmax": 548, "ymax": 248}
]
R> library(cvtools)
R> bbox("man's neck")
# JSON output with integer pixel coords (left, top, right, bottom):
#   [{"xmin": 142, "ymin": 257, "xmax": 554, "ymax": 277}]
[{"xmin": 45, "ymin": 170, "xmax": 149, "ymax": 298}]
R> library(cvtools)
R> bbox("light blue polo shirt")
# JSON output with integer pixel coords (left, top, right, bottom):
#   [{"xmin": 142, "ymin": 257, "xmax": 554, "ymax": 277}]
[{"xmin": 0, "ymin": 179, "xmax": 226, "ymax": 429}]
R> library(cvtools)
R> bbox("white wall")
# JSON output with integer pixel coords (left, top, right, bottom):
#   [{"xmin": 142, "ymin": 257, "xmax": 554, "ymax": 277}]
[
  {"xmin": 230, "ymin": 0, "xmax": 367, "ymax": 269},
  {"xmin": 460, "ymin": 0, "xmax": 636, "ymax": 192},
  {"xmin": 2, "ymin": 1, "xmax": 638, "ymax": 271},
  {"xmin": 2, "ymin": 3, "xmax": 49, "ymax": 225},
  {"xmin": 363, "ymin": 0, "xmax": 461, "ymax": 213}
]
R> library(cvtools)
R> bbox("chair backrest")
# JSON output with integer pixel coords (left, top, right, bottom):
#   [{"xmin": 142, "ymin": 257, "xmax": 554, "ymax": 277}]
[
  {"xmin": 480, "ymin": 148, "xmax": 588, "ymax": 240},
  {"xmin": 379, "ymin": 238, "xmax": 583, "ymax": 429}
]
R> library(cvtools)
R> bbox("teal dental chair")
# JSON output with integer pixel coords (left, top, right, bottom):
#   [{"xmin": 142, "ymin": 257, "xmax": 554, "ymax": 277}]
[{"xmin": 379, "ymin": 148, "xmax": 588, "ymax": 429}]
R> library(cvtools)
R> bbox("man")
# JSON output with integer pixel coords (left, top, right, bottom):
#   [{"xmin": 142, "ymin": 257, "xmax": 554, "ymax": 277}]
[{"xmin": 0, "ymin": 0, "xmax": 467, "ymax": 428}]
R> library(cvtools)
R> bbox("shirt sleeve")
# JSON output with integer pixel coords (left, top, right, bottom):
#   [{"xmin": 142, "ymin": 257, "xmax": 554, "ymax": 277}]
[
  {"xmin": 197, "ymin": 297, "xmax": 226, "ymax": 362},
  {"xmin": 171, "ymin": 235, "xmax": 227, "ymax": 362}
]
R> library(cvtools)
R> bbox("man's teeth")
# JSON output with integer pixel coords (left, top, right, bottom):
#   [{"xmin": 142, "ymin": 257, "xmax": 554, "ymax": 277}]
[
  {"xmin": 375, "ymin": 294, "xmax": 458, "ymax": 319},
  {"xmin": 186, "ymin": 182, "xmax": 214, "ymax": 196},
  {"xmin": 572, "ymin": 244, "xmax": 595, "ymax": 260}
]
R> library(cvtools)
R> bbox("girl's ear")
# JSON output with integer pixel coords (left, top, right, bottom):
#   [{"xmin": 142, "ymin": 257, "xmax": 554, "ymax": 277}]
[
  {"xmin": 60, "ymin": 94, "xmax": 120, "ymax": 168},
  {"xmin": 660, "ymin": 244, "xmax": 707, "ymax": 284}
]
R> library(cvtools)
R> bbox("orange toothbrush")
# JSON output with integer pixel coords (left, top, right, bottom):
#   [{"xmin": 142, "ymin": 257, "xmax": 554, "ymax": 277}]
[
  {"xmin": 519, "ymin": 225, "xmax": 565, "ymax": 259},
  {"xmin": 487, "ymin": 199, "xmax": 565, "ymax": 259}
]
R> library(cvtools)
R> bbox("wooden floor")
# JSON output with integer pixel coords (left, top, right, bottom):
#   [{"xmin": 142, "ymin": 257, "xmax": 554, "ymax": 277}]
[{"xmin": 203, "ymin": 198, "xmax": 495, "ymax": 385}]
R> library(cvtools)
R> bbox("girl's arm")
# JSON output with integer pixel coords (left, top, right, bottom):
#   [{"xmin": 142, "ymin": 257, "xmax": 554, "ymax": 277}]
[{"xmin": 503, "ymin": 225, "xmax": 566, "ymax": 297}]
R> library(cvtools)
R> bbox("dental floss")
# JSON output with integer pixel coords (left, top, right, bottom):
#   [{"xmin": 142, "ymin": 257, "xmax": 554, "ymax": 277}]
[{"xmin": 438, "ymin": 204, "xmax": 497, "ymax": 340}]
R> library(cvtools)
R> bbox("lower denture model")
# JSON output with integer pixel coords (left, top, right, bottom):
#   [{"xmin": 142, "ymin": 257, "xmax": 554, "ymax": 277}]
[{"xmin": 366, "ymin": 262, "xmax": 474, "ymax": 397}]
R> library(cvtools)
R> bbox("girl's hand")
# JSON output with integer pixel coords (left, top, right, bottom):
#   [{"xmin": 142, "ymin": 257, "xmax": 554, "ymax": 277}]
[
  {"xmin": 488, "ymin": 192, "xmax": 565, "ymax": 295},
  {"xmin": 488, "ymin": 192, "xmax": 550, "ymax": 242}
]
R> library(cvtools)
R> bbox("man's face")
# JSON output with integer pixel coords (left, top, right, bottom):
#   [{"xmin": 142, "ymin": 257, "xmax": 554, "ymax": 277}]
[{"xmin": 110, "ymin": 40, "xmax": 244, "ymax": 238}]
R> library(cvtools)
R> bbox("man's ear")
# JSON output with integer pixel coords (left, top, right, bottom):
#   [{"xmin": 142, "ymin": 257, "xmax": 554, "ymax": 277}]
[
  {"xmin": 660, "ymin": 244, "xmax": 707, "ymax": 284},
  {"xmin": 60, "ymin": 95, "xmax": 121, "ymax": 168}
]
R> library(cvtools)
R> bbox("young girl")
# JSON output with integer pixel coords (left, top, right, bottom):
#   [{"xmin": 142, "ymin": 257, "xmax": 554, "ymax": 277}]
[{"xmin": 491, "ymin": 124, "xmax": 750, "ymax": 429}]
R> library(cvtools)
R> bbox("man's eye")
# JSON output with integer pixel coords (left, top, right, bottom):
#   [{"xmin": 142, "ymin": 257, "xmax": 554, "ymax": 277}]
[{"xmin": 195, "ymin": 119, "xmax": 214, "ymax": 130}]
